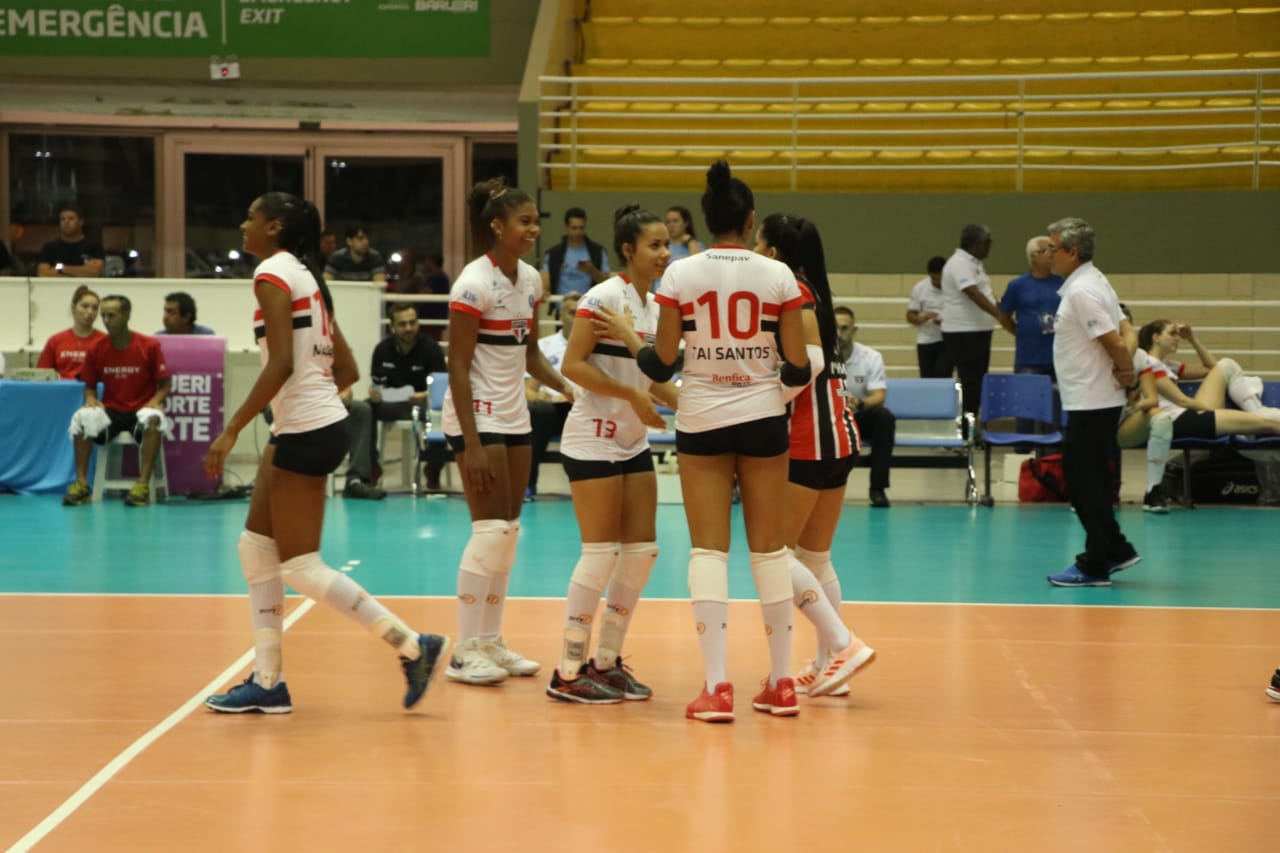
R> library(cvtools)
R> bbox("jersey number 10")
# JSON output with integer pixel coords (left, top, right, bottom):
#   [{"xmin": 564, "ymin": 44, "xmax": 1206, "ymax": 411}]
[{"xmin": 695, "ymin": 291, "xmax": 761, "ymax": 340}]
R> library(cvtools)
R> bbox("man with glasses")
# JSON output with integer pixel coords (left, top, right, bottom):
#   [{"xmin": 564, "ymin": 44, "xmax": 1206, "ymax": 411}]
[
  {"xmin": 1044, "ymin": 218, "xmax": 1140, "ymax": 587},
  {"xmin": 836, "ymin": 306, "xmax": 895, "ymax": 508}
]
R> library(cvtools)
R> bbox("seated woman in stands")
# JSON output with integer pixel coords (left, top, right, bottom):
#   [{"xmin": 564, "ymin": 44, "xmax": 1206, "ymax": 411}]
[
  {"xmin": 1137, "ymin": 318, "xmax": 1280, "ymax": 445},
  {"xmin": 37, "ymin": 285, "xmax": 105, "ymax": 380}
]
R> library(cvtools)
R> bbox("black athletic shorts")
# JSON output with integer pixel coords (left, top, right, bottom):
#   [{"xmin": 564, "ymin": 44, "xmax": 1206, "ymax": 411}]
[
  {"xmin": 789, "ymin": 455, "xmax": 856, "ymax": 491},
  {"xmin": 92, "ymin": 407, "xmax": 150, "ymax": 445},
  {"xmin": 1173, "ymin": 409, "xmax": 1217, "ymax": 440},
  {"xmin": 675, "ymin": 414, "xmax": 790, "ymax": 458},
  {"xmin": 445, "ymin": 431, "xmax": 533, "ymax": 454},
  {"xmin": 270, "ymin": 417, "xmax": 350, "ymax": 477},
  {"xmin": 561, "ymin": 449, "xmax": 655, "ymax": 482}
]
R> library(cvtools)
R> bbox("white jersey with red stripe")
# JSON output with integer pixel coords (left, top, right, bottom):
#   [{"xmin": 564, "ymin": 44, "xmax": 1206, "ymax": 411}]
[
  {"xmin": 789, "ymin": 280, "xmax": 859, "ymax": 461},
  {"xmin": 655, "ymin": 246, "xmax": 804, "ymax": 432},
  {"xmin": 442, "ymin": 253, "xmax": 541, "ymax": 436},
  {"xmin": 561, "ymin": 274, "xmax": 661, "ymax": 461},
  {"xmin": 252, "ymin": 251, "xmax": 347, "ymax": 435}
]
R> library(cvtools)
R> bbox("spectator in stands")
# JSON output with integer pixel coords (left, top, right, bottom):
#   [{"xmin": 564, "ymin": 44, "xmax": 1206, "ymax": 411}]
[
  {"xmin": 36, "ymin": 204, "xmax": 105, "ymax": 278},
  {"xmin": 998, "ymin": 236, "xmax": 1062, "ymax": 379},
  {"xmin": 318, "ymin": 229, "xmax": 338, "ymax": 267},
  {"xmin": 401, "ymin": 250, "xmax": 451, "ymax": 341},
  {"xmin": 664, "ymin": 205, "xmax": 705, "ymax": 261},
  {"xmin": 541, "ymin": 207, "xmax": 609, "ymax": 304},
  {"xmin": 156, "ymin": 291, "xmax": 216, "ymax": 335},
  {"xmin": 524, "ymin": 291, "xmax": 580, "ymax": 501},
  {"xmin": 63, "ymin": 294, "xmax": 171, "ymax": 508},
  {"xmin": 835, "ymin": 306, "xmax": 895, "ymax": 508},
  {"xmin": 324, "ymin": 224, "xmax": 387, "ymax": 284},
  {"xmin": 940, "ymin": 224, "xmax": 1003, "ymax": 415},
  {"xmin": 37, "ymin": 285, "xmax": 106, "ymax": 379},
  {"xmin": 345, "ymin": 303, "xmax": 449, "ymax": 497},
  {"xmin": 906, "ymin": 255, "xmax": 950, "ymax": 378},
  {"xmin": 1044, "ymin": 218, "xmax": 1140, "ymax": 587}
]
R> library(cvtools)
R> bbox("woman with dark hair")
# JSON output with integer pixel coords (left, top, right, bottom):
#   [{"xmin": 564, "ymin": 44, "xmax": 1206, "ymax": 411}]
[
  {"xmin": 442, "ymin": 178, "xmax": 572, "ymax": 686},
  {"xmin": 202, "ymin": 192, "xmax": 449, "ymax": 714},
  {"xmin": 754, "ymin": 213, "xmax": 876, "ymax": 699},
  {"xmin": 544, "ymin": 204, "xmax": 679, "ymax": 704},
  {"xmin": 664, "ymin": 205, "xmax": 704, "ymax": 261},
  {"xmin": 37, "ymin": 285, "xmax": 105, "ymax": 379},
  {"xmin": 602, "ymin": 161, "xmax": 812, "ymax": 722}
]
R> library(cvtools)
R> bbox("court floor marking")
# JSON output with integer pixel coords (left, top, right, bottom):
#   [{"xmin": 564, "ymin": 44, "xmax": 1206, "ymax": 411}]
[{"xmin": 6, "ymin": 598, "xmax": 317, "ymax": 853}]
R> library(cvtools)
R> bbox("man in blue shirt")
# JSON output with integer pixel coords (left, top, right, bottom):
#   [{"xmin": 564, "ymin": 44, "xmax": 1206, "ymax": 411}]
[
  {"xmin": 998, "ymin": 235, "xmax": 1063, "ymax": 378},
  {"xmin": 156, "ymin": 291, "xmax": 216, "ymax": 335},
  {"xmin": 540, "ymin": 207, "xmax": 608, "ymax": 306}
]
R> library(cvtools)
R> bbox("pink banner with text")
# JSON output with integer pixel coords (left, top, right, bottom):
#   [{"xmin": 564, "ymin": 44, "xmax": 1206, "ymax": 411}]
[{"xmin": 156, "ymin": 336, "xmax": 225, "ymax": 495}]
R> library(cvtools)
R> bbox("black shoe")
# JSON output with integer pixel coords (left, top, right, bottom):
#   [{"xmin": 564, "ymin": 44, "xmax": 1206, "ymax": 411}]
[
  {"xmin": 1267, "ymin": 668, "xmax": 1280, "ymax": 702},
  {"xmin": 344, "ymin": 478, "xmax": 386, "ymax": 500},
  {"xmin": 869, "ymin": 488, "xmax": 890, "ymax": 508},
  {"xmin": 1143, "ymin": 485, "xmax": 1170, "ymax": 514}
]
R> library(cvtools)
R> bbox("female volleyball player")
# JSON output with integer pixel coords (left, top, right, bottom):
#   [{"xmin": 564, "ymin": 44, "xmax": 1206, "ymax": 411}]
[
  {"xmin": 203, "ymin": 192, "xmax": 449, "ymax": 714},
  {"xmin": 544, "ymin": 205, "xmax": 679, "ymax": 704},
  {"xmin": 441, "ymin": 178, "xmax": 572, "ymax": 686},
  {"xmin": 753, "ymin": 213, "xmax": 876, "ymax": 698}
]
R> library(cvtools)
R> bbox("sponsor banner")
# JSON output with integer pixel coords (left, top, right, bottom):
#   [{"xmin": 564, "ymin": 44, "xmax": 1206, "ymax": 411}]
[
  {"xmin": 156, "ymin": 335, "xmax": 224, "ymax": 495},
  {"xmin": 0, "ymin": 0, "xmax": 488, "ymax": 58}
]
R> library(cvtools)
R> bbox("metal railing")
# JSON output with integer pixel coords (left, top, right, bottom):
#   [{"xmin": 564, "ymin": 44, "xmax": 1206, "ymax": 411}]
[{"xmin": 538, "ymin": 68, "xmax": 1280, "ymax": 190}]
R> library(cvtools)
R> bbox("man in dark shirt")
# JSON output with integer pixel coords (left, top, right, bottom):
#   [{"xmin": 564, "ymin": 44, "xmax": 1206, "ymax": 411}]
[
  {"xmin": 343, "ymin": 303, "xmax": 446, "ymax": 498},
  {"xmin": 37, "ymin": 204, "xmax": 105, "ymax": 278},
  {"xmin": 324, "ymin": 223, "xmax": 387, "ymax": 284}
]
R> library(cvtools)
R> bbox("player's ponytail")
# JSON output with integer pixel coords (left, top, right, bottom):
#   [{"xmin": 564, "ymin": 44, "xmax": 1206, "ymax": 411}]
[
  {"xmin": 256, "ymin": 192, "xmax": 334, "ymax": 316},
  {"xmin": 759, "ymin": 213, "xmax": 839, "ymax": 367}
]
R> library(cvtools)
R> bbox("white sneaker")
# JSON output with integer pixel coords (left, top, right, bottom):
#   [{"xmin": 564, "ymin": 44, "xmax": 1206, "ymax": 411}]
[
  {"xmin": 810, "ymin": 638, "xmax": 876, "ymax": 697},
  {"xmin": 446, "ymin": 637, "xmax": 508, "ymax": 685},
  {"xmin": 482, "ymin": 636, "xmax": 541, "ymax": 677},
  {"xmin": 794, "ymin": 660, "xmax": 850, "ymax": 697}
]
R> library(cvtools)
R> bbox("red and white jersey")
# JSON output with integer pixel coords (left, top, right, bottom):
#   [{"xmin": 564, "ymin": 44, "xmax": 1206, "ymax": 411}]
[
  {"xmin": 561, "ymin": 274, "xmax": 661, "ymax": 461},
  {"xmin": 253, "ymin": 251, "xmax": 346, "ymax": 435},
  {"xmin": 37, "ymin": 328, "xmax": 107, "ymax": 380},
  {"xmin": 656, "ymin": 246, "xmax": 804, "ymax": 432},
  {"xmin": 789, "ymin": 280, "xmax": 859, "ymax": 461},
  {"xmin": 442, "ymin": 254, "xmax": 541, "ymax": 436}
]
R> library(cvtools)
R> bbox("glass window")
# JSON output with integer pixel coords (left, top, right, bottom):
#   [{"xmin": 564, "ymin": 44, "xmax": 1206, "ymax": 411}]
[
  {"xmin": 184, "ymin": 153, "xmax": 304, "ymax": 278},
  {"xmin": 8, "ymin": 134, "xmax": 156, "ymax": 277}
]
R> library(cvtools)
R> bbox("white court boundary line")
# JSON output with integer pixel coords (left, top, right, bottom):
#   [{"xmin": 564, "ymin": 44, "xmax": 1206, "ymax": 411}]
[{"xmin": 5, "ymin": 598, "xmax": 316, "ymax": 853}]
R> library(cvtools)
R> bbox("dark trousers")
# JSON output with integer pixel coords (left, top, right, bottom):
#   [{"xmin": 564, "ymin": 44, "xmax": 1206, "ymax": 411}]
[
  {"xmin": 855, "ymin": 405, "xmax": 896, "ymax": 490},
  {"xmin": 1063, "ymin": 407, "xmax": 1133, "ymax": 578},
  {"xmin": 528, "ymin": 399, "xmax": 572, "ymax": 492},
  {"xmin": 942, "ymin": 330, "xmax": 993, "ymax": 415},
  {"xmin": 916, "ymin": 342, "xmax": 953, "ymax": 379}
]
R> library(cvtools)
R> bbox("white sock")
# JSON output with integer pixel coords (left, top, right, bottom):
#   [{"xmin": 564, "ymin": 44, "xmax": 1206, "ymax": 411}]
[
  {"xmin": 456, "ymin": 520, "xmax": 510, "ymax": 644},
  {"xmin": 247, "ymin": 578, "xmax": 284, "ymax": 688},
  {"xmin": 761, "ymin": 599, "xmax": 793, "ymax": 687},
  {"xmin": 561, "ymin": 581, "xmax": 600, "ymax": 678},
  {"xmin": 279, "ymin": 553, "xmax": 420, "ymax": 659},
  {"xmin": 457, "ymin": 569, "xmax": 489, "ymax": 645},
  {"xmin": 789, "ymin": 557, "xmax": 851, "ymax": 656},
  {"xmin": 598, "ymin": 580, "xmax": 641, "ymax": 671},
  {"xmin": 1146, "ymin": 411, "xmax": 1174, "ymax": 493},
  {"xmin": 481, "ymin": 520, "xmax": 520, "ymax": 639},
  {"xmin": 795, "ymin": 546, "xmax": 844, "ymax": 661},
  {"xmin": 692, "ymin": 600, "xmax": 728, "ymax": 692}
]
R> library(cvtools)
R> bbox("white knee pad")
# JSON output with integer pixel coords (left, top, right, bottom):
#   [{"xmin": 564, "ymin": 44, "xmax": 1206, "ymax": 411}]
[
  {"xmin": 500, "ymin": 520, "xmax": 521, "ymax": 573},
  {"xmin": 1217, "ymin": 357, "xmax": 1242, "ymax": 385},
  {"xmin": 614, "ymin": 541, "xmax": 658, "ymax": 591},
  {"xmin": 750, "ymin": 548, "xmax": 793, "ymax": 605},
  {"xmin": 570, "ymin": 542, "xmax": 619, "ymax": 593},
  {"xmin": 1147, "ymin": 410, "xmax": 1173, "ymax": 460},
  {"xmin": 794, "ymin": 546, "xmax": 838, "ymax": 587},
  {"xmin": 278, "ymin": 552, "xmax": 339, "ymax": 600},
  {"xmin": 68, "ymin": 406, "xmax": 110, "ymax": 440},
  {"xmin": 688, "ymin": 548, "xmax": 729, "ymax": 603},
  {"xmin": 238, "ymin": 530, "xmax": 281, "ymax": 585},
  {"xmin": 460, "ymin": 519, "xmax": 510, "ymax": 579}
]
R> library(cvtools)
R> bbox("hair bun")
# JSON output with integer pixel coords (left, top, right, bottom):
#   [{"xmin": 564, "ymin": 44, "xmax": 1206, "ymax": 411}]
[
  {"xmin": 706, "ymin": 159, "xmax": 732, "ymax": 190},
  {"xmin": 613, "ymin": 203, "xmax": 641, "ymax": 223}
]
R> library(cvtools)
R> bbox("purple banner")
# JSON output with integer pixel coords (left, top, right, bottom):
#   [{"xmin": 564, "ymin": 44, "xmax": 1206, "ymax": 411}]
[{"xmin": 156, "ymin": 336, "xmax": 225, "ymax": 495}]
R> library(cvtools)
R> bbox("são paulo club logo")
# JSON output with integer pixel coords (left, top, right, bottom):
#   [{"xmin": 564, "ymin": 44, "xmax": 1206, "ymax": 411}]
[{"xmin": 511, "ymin": 317, "xmax": 529, "ymax": 343}]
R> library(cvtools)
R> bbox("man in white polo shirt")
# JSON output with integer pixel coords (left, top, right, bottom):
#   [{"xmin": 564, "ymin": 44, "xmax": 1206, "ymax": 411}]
[
  {"xmin": 1044, "ymin": 218, "xmax": 1140, "ymax": 588},
  {"xmin": 939, "ymin": 224, "xmax": 1012, "ymax": 416}
]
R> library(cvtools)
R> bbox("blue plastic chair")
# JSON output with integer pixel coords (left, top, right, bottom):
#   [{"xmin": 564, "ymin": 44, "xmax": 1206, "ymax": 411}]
[{"xmin": 978, "ymin": 373, "xmax": 1063, "ymax": 505}]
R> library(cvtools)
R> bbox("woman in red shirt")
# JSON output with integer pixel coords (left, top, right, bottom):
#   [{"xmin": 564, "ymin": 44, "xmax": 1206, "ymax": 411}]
[{"xmin": 37, "ymin": 285, "xmax": 105, "ymax": 379}]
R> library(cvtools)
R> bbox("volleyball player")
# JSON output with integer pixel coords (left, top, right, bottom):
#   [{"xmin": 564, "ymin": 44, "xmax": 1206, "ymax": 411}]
[
  {"xmin": 621, "ymin": 161, "xmax": 813, "ymax": 722},
  {"xmin": 203, "ymin": 192, "xmax": 449, "ymax": 714},
  {"xmin": 754, "ymin": 213, "xmax": 876, "ymax": 698},
  {"xmin": 442, "ymin": 179, "xmax": 572, "ymax": 686},
  {"xmin": 544, "ymin": 205, "xmax": 679, "ymax": 704}
]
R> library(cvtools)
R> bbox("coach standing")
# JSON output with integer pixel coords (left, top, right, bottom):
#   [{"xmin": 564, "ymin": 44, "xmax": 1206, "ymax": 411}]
[
  {"xmin": 939, "ymin": 224, "xmax": 1005, "ymax": 417},
  {"xmin": 1045, "ymin": 218, "xmax": 1140, "ymax": 588}
]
